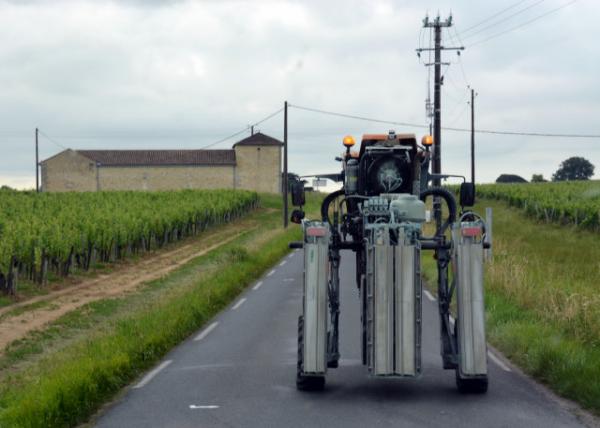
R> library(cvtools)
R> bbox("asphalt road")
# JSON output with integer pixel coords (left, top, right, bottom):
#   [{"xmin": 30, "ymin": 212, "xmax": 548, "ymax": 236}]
[{"xmin": 95, "ymin": 250, "xmax": 592, "ymax": 428}]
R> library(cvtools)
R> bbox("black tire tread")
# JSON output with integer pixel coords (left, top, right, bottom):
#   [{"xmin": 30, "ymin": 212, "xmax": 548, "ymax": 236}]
[
  {"xmin": 456, "ymin": 370, "xmax": 488, "ymax": 394},
  {"xmin": 296, "ymin": 315, "xmax": 325, "ymax": 391}
]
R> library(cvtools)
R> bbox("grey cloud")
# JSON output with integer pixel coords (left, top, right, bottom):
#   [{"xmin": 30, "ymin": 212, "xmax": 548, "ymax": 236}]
[{"xmin": 0, "ymin": 0, "xmax": 598, "ymax": 188}]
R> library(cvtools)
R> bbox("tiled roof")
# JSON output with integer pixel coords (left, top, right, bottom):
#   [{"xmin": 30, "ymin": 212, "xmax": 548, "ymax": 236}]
[
  {"xmin": 233, "ymin": 132, "xmax": 283, "ymax": 147},
  {"xmin": 77, "ymin": 150, "xmax": 236, "ymax": 166}
]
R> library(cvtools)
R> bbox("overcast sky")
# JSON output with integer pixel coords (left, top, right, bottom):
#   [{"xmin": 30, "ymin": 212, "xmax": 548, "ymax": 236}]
[{"xmin": 0, "ymin": 0, "xmax": 598, "ymax": 189}]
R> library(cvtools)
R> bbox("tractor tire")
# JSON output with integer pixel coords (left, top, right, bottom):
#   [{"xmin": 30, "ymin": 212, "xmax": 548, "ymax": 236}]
[
  {"xmin": 296, "ymin": 315, "xmax": 325, "ymax": 391},
  {"xmin": 455, "ymin": 370, "xmax": 488, "ymax": 394}
]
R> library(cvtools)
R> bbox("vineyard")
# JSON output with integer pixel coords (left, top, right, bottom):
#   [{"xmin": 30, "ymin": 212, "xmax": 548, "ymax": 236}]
[
  {"xmin": 0, "ymin": 189, "xmax": 259, "ymax": 294},
  {"xmin": 475, "ymin": 180, "xmax": 600, "ymax": 229}
]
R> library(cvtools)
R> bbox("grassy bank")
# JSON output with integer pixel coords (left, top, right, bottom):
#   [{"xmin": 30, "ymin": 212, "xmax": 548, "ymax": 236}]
[
  {"xmin": 0, "ymin": 193, "xmax": 321, "ymax": 427},
  {"xmin": 422, "ymin": 198, "xmax": 600, "ymax": 414}
]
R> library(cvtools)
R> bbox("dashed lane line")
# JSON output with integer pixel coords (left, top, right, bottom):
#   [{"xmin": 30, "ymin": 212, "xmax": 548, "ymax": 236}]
[
  {"xmin": 189, "ymin": 405, "xmax": 220, "ymax": 410},
  {"xmin": 279, "ymin": 260, "xmax": 287, "ymax": 267},
  {"xmin": 267, "ymin": 269, "xmax": 276, "ymax": 277},
  {"xmin": 423, "ymin": 289, "xmax": 436, "ymax": 302},
  {"xmin": 133, "ymin": 360, "xmax": 172, "ymax": 389},
  {"xmin": 252, "ymin": 281, "xmax": 263, "ymax": 290},
  {"xmin": 488, "ymin": 350, "xmax": 512, "ymax": 372},
  {"xmin": 194, "ymin": 322, "xmax": 219, "ymax": 341},
  {"xmin": 231, "ymin": 298, "xmax": 247, "ymax": 310}
]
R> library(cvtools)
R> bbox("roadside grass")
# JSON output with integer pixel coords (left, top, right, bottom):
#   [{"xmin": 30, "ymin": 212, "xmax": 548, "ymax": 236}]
[
  {"xmin": 421, "ymin": 198, "xmax": 600, "ymax": 414},
  {"xmin": 0, "ymin": 192, "xmax": 322, "ymax": 428}
]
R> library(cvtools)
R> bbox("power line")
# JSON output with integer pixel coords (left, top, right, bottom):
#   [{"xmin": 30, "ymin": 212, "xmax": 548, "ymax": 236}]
[
  {"xmin": 289, "ymin": 104, "xmax": 429, "ymax": 130},
  {"xmin": 461, "ymin": 0, "xmax": 547, "ymax": 41},
  {"xmin": 458, "ymin": 0, "xmax": 530, "ymax": 35},
  {"xmin": 38, "ymin": 130, "xmax": 68, "ymax": 150},
  {"xmin": 35, "ymin": 107, "xmax": 284, "ymax": 151},
  {"xmin": 447, "ymin": 101, "xmax": 470, "ymax": 127},
  {"xmin": 197, "ymin": 128, "xmax": 250, "ymax": 150},
  {"xmin": 289, "ymin": 103, "xmax": 600, "ymax": 139},
  {"xmin": 469, "ymin": 0, "xmax": 577, "ymax": 47},
  {"xmin": 446, "ymin": 27, "xmax": 471, "ymax": 87},
  {"xmin": 197, "ymin": 107, "xmax": 284, "ymax": 149}
]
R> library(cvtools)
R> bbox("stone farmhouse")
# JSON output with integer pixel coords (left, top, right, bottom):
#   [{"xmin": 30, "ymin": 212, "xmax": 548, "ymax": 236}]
[{"xmin": 40, "ymin": 132, "xmax": 282, "ymax": 193}]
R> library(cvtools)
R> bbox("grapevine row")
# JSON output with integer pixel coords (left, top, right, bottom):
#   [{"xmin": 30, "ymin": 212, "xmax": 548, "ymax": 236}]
[
  {"xmin": 475, "ymin": 181, "xmax": 600, "ymax": 230},
  {"xmin": 0, "ymin": 189, "xmax": 259, "ymax": 294}
]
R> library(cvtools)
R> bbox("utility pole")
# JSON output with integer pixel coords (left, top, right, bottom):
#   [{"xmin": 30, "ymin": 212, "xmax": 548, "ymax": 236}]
[
  {"xmin": 417, "ymin": 15, "xmax": 464, "ymax": 226},
  {"xmin": 283, "ymin": 101, "xmax": 288, "ymax": 228},
  {"xmin": 470, "ymin": 88, "xmax": 476, "ymax": 184},
  {"xmin": 35, "ymin": 127, "xmax": 39, "ymax": 192},
  {"xmin": 250, "ymin": 125, "xmax": 254, "ymax": 136}
]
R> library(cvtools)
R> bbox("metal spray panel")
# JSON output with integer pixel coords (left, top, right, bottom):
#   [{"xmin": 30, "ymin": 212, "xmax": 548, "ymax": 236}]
[
  {"xmin": 373, "ymin": 243, "xmax": 395, "ymax": 375},
  {"xmin": 456, "ymin": 237, "xmax": 487, "ymax": 376},
  {"xmin": 303, "ymin": 238, "xmax": 328, "ymax": 374},
  {"xmin": 394, "ymin": 242, "xmax": 420, "ymax": 376}
]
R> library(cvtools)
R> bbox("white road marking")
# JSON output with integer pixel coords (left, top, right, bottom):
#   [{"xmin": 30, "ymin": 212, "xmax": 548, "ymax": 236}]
[
  {"xmin": 287, "ymin": 253, "xmax": 294, "ymax": 259},
  {"xmin": 252, "ymin": 281, "xmax": 263, "ymax": 290},
  {"xmin": 194, "ymin": 322, "xmax": 219, "ymax": 341},
  {"xmin": 488, "ymin": 350, "xmax": 512, "ymax": 372},
  {"xmin": 189, "ymin": 405, "xmax": 220, "ymax": 410},
  {"xmin": 441, "ymin": 315, "xmax": 511, "ymax": 372},
  {"xmin": 267, "ymin": 269, "xmax": 276, "ymax": 277},
  {"xmin": 279, "ymin": 260, "xmax": 287, "ymax": 267},
  {"xmin": 423, "ymin": 289, "xmax": 436, "ymax": 302},
  {"xmin": 133, "ymin": 360, "xmax": 172, "ymax": 389},
  {"xmin": 232, "ymin": 297, "xmax": 247, "ymax": 310}
]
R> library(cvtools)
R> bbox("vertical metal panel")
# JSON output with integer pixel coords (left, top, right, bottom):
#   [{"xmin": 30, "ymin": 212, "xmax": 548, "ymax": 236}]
[
  {"xmin": 366, "ymin": 225, "xmax": 421, "ymax": 377},
  {"xmin": 373, "ymin": 242, "xmax": 394, "ymax": 375},
  {"xmin": 455, "ymin": 231, "xmax": 487, "ymax": 377},
  {"xmin": 303, "ymin": 229, "xmax": 329, "ymax": 374},
  {"xmin": 394, "ymin": 241, "xmax": 420, "ymax": 376}
]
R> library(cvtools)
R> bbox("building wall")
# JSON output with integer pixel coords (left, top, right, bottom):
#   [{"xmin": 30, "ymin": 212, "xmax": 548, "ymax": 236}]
[
  {"xmin": 42, "ymin": 146, "xmax": 282, "ymax": 193},
  {"xmin": 234, "ymin": 145, "xmax": 281, "ymax": 194},
  {"xmin": 97, "ymin": 165, "xmax": 234, "ymax": 191},
  {"xmin": 41, "ymin": 150, "xmax": 98, "ymax": 192}
]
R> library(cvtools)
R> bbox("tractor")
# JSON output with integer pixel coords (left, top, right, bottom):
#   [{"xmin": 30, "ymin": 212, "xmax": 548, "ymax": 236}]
[{"xmin": 289, "ymin": 131, "xmax": 490, "ymax": 393}]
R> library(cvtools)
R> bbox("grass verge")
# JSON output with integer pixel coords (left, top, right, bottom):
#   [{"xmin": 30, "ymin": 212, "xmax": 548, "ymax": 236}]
[
  {"xmin": 421, "ymin": 198, "xmax": 600, "ymax": 415},
  {"xmin": 0, "ymin": 193, "xmax": 321, "ymax": 428}
]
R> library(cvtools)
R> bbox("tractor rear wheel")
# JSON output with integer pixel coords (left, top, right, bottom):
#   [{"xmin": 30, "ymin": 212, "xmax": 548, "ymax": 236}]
[
  {"xmin": 455, "ymin": 370, "xmax": 488, "ymax": 394},
  {"xmin": 296, "ymin": 315, "xmax": 325, "ymax": 391}
]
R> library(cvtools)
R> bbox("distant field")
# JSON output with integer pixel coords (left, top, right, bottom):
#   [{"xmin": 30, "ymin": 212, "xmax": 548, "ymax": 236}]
[
  {"xmin": 0, "ymin": 189, "xmax": 259, "ymax": 295},
  {"xmin": 475, "ymin": 180, "xmax": 600, "ymax": 229}
]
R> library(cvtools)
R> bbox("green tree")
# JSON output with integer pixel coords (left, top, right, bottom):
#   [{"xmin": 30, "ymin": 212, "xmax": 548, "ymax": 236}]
[
  {"xmin": 552, "ymin": 157, "xmax": 595, "ymax": 181},
  {"xmin": 531, "ymin": 174, "xmax": 547, "ymax": 183}
]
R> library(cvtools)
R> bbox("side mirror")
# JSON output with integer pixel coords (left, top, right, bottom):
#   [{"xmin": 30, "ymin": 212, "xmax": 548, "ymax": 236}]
[
  {"xmin": 290, "ymin": 209, "xmax": 305, "ymax": 224},
  {"xmin": 291, "ymin": 180, "xmax": 305, "ymax": 206},
  {"xmin": 460, "ymin": 182, "xmax": 475, "ymax": 207}
]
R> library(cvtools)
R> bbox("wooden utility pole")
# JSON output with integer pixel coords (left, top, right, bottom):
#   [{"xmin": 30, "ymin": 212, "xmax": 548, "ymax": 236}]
[
  {"xmin": 35, "ymin": 127, "xmax": 39, "ymax": 192},
  {"xmin": 283, "ymin": 101, "xmax": 288, "ymax": 228}
]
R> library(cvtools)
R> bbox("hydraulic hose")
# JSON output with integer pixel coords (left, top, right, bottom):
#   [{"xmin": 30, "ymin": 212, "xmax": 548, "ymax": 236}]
[
  {"xmin": 420, "ymin": 187, "xmax": 457, "ymax": 236},
  {"xmin": 321, "ymin": 190, "xmax": 345, "ymax": 225}
]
